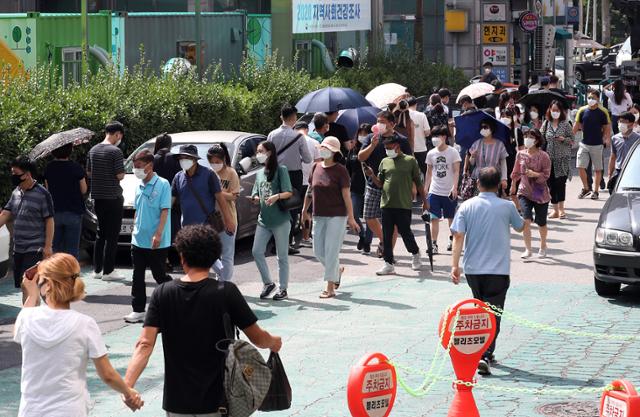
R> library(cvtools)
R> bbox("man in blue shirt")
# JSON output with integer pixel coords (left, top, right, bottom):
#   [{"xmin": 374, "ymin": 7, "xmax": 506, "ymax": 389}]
[
  {"xmin": 450, "ymin": 167, "xmax": 524, "ymax": 376},
  {"xmin": 125, "ymin": 150, "xmax": 173, "ymax": 324},
  {"xmin": 608, "ymin": 111, "xmax": 640, "ymax": 191}
]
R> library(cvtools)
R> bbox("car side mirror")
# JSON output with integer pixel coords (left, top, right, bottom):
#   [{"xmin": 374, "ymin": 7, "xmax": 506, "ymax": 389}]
[{"xmin": 237, "ymin": 156, "xmax": 253, "ymax": 175}]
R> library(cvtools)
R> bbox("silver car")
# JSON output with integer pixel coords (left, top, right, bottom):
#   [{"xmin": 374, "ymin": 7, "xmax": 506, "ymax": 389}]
[{"xmin": 118, "ymin": 131, "xmax": 266, "ymax": 245}]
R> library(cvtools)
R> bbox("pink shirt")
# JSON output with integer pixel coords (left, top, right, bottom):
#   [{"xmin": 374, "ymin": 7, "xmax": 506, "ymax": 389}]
[{"xmin": 511, "ymin": 150, "xmax": 551, "ymax": 204}]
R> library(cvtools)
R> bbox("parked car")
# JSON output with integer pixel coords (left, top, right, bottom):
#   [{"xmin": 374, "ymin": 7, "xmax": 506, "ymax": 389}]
[
  {"xmin": 0, "ymin": 225, "xmax": 9, "ymax": 279},
  {"xmin": 115, "ymin": 131, "xmax": 265, "ymax": 246},
  {"xmin": 575, "ymin": 44, "xmax": 622, "ymax": 83},
  {"xmin": 593, "ymin": 140, "xmax": 640, "ymax": 297}
]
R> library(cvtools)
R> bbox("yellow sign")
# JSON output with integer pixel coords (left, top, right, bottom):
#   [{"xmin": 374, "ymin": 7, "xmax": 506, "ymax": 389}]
[
  {"xmin": 482, "ymin": 24, "xmax": 507, "ymax": 43},
  {"xmin": 445, "ymin": 10, "xmax": 468, "ymax": 33}
]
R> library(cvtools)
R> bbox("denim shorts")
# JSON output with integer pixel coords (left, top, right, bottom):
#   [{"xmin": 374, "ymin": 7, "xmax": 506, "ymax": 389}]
[
  {"xmin": 428, "ymin": 193, "xmax": 457, "ymax": 219},
  {"xmin": 519, "ymin": 197, "xmax": 549, "ymax": 227}
]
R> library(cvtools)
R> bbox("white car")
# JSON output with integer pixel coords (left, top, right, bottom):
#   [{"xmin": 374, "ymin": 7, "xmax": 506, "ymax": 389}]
[{"xmin": 0, "ymin": 225, "xmax": 10, "ymax": 279}]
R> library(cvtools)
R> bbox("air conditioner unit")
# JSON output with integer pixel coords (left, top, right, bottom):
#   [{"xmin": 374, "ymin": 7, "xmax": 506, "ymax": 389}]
[{"xmin": 543, "ymin": 25, "xmax": 555, "ymax": 47}]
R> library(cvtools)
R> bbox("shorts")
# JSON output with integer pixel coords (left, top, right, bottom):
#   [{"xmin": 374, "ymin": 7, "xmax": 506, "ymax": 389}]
[
  {"xmin": 577, "ymin": 143, "xmax": 604, "ymax": 170},
  {"xmin": 363, "ymin": 185, "xmax": 383, "ymax": 220},
  {"xmin": 519, "ymin": 197, "xmax": 549, "ymax": 227},
  {"xmin": 428, "ymin": 193, "xmax": 457, "ymax": 219}
]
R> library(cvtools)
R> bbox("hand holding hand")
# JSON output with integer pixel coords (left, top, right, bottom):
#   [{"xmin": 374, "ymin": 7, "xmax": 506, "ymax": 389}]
[{"xmin": 122, "ymin": 388, "xmax": 144, "ymax": 411}]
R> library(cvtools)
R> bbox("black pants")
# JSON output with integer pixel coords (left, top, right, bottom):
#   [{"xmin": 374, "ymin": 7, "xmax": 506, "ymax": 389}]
[
  {"xmin": 131, "ymin": 246, "xmax": 171, "ymax": 312},
  {"xmin": 94, "ymin": 197, "xmax": 124, "ymax": 275},
  {"xmin": 548, "ymin": 169, "xmax": 568, "ymax": 205},
  {"xmin": 13, "ymin": 251, "xmax": 42, "ymax": 288},
  {"xmin": 382, "ymin": 208, "xmax": 419, "ymax": 264},
  {"xmin": 414, "ymin": 151, "xmax": 428, "ymax": 178},
  {"xmin": 466, "ymin": 274, "xmax": 510, "ymax": 360},
  {"xmin": 288, "ymin": 170, "xmax": 304, "ymax": 245}
]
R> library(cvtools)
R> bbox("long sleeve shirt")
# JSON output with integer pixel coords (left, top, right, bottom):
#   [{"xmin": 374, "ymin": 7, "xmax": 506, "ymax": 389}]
[{"xmin": 267, "ymin": 124, "xmax": 312, "ymax": 171}]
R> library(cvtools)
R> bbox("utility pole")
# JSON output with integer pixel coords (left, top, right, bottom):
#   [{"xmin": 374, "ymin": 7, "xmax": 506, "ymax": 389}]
[
  {"xmin": 579, "ymin": 0, "xmax": 584, "ymax": 35},
  {"xmin": 414, "ymin": 0, "xmax": 423, "ymax": 61},
  {"xmin": 593, "ymin": 0, "xmax": 597, "ymax": 43},
  {"xmin": 601, "ymin": 0, "xmax": 610, "ymax": 45},
  {"xmin": 195, "ymin": 0, "xmax": 202, "ymax": 79},
  {"xmin": 81, "ymin": 0, "xmax": 89, "ymax": 75}
]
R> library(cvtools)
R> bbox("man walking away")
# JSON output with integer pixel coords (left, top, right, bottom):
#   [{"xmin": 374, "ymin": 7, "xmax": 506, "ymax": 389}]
[
  {"xmin": 87, "ymin": 121, "xmax": 126, "ymax": 281},
  {"xmin": 123, "ymin": 225, "xmax": 282, "ymax": 416},
  {"xmin": 267, "ymin": 104, "xmax": 312, "ymax": 252},
  {"xmin": 365, "ymin": 136, "xmax": 427, "ymax": 275},
  {"xmin": 450, "ymin": 167, "xmax": 524, "ymax": 376},
  {"xmin": 325, "ymin": 110, "xmax": 350, "ymax": 144},
  {"xmin": 0, "ymin": 157, "xmax": 54, "ymax": 293},
  {"xmin": 408, "ymin": 96, "xmax": 431, "ymax": 178},
  {"xmin": 573, "ymin": 90, "xmax": 611, "ymax": 200},
  {"xmin": 124, "ymin": 150, "xmax": 172, "ymax": 324}
]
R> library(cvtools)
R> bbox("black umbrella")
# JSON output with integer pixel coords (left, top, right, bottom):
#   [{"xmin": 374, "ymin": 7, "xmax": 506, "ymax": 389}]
[
  {"xmin": 295, "ymin": 87, "xmax": 371, "ymax": 113},
  {"xmin": 518, "ymin": 90, "xmax": 569, "ymax": 115},
  {"xmin": 29, "ymin": 128, "xmax": 94, "ymax": 160},
  {"xmin": 422, "ymin": 213, "xmax": 434, "ymax": 272}
]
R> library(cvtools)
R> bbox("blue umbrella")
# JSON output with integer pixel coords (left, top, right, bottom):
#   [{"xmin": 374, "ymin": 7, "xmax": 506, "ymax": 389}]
[
  {"xmin": 336, "ymin": 106, "xmax": 381, "ymax": 140},
  {"xmin": 454, "ymin": 111, "xmax": 510, "ymax": 149},
  {"xmin": 295, "ymin": 87, "xmax": 371, "ymax": 113}
]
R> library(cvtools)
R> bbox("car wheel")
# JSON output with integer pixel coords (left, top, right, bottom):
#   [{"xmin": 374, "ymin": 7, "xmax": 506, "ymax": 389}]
[
  {"xmin": 575, "ymin": 69, "xmax": 585, "ymax": 83},
  {"xmin": 594, "ymin": 276, "xmax": 621, "ymax": 297}
]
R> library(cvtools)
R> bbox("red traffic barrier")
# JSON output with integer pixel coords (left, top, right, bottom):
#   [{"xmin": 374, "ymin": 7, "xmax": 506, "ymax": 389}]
[
  {"xmin": 439, "ymin": 299, "xmax": 497, "ymax": 417},
  {"xmin": 601, "ymin": 380, "xmax": 640, "ymax": 417},
  {"xmin": 347, "ymin": 352, "xmax": 397, "ymax": 417}
]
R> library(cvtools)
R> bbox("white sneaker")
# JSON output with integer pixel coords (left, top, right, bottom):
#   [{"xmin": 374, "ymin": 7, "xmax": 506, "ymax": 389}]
[
  {"xmin": 92, "ymin": 272, "xmax": 102, "ymax": 279},
  {"xmin": 102, "ymin": 272, "xmax": 125, "ymax": 281},
  {"xmin": 411, "ymin": 253, "xmax": 422, "ymax": 271},
  {"xmin": 376, "ymin": 262, "xmax": 396, "ymax": 276},
  {"xmin": 124, "ymin": 311, "xmax": 145, "ymax": 323},
  {"xmin": 520, "ymin": 249, "xmax": 532, "ymax": 259},
  {"xmin": 538, "ymin": 248, "xmax": 547, "ymax": 258}
]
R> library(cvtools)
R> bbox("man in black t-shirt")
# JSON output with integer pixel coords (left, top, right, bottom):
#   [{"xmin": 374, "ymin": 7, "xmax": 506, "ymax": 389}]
[{"xmin": 123, "ymin": 225, "xmax": 282, "ymax": 415}]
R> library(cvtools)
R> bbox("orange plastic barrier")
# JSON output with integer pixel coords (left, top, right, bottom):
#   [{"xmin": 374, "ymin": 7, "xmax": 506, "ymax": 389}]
[
  {"xmin": 347, "ymin": 352, "xmax": 397, "ymax": 417},
  {"xmin": 601, "ymin": 380, "xmax": 640, "ymax": 417}
]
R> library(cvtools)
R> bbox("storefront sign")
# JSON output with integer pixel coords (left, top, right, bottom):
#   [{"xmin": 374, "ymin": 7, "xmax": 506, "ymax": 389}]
[
  {"xmin": 482, "ymin": 24, "xmax": 508, "ymax": 43},
  {"xmin": 347, "ymin": 353, "xmax": 397, "ymax": 417},
  {"xmin": 567, "ymin": 6, "xmax": 579, "ymax": 24},
  {"xmin": 292, "ymin": 0, "xmax": 371, "ymax": 34},
  {"xmin": 483, "ymin": 4, "xmax": 507, "ymax": 22},
  {"xmin": 519, "ymin": 11, "xmax": 539, "ymax": 33},
  {"xmin": 482, "ymin": 46, "xmax": 508, "ymax": 66},
  {"xmin": 493, "ymin": 67, "xmax": 509, "ymax": 82}
]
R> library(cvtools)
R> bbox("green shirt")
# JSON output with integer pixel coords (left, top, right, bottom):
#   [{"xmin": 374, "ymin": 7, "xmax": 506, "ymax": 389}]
[
  {"xmin": 378, "ymin": 154, "xmax": 423, "ymax": 210},
  {"xmin": 252, "ymin": 166, "xmax": 292, "ymax": 228}
]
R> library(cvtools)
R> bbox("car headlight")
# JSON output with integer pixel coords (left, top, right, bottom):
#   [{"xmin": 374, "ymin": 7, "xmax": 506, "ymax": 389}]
[{"xmin": 595, "ymin": 227, "xmax": 635, "ymax": 250}]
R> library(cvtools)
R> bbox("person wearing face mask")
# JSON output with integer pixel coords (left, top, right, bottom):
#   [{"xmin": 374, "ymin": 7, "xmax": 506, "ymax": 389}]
[
  {"xmin": 0, "ymin": 156, "xmax": 54, "ymax": 293},
  {"xmin": 573, "ymin": 91, "xmax": 611, "ymax": 200},
  {"xmin": 608, "ymin": 112, "xmax": 640, "ymax": 192},
  {"xmin": 425, "ymin": 125, "xmax": 461, "ymax": 253},
  {"xmin": 604, "ymin": 80, "xmax": 633, "ymax": 134},
  {"xmin": 250, "ymin": 141, "xmax": 294, "ymax": 301},
  {"xmin": 206, "ymin": 143, "xmax": 240, "ymax": 282},
  {"xmin": 542, "ymin": 101, "xmax": 574, "ymax": 219},
  {"xmin": 464, "ymin": 118, "xmax": 509, "ymax": 197},
  {"xmin": 346, "ymin": 124, "xmax": 373, "ymax": 252},
  {"xmin": 295, "ymin": 121, "xmax": 322, "ymax": 247},
  {"xmin": 15, "ymin": 253, "xmax": 143, "ymax": 416},
  {"xmin": 124, "ymin": 150, "xmax": 172, "ymax": 324},
  {"xmin": 631, "ymin": 103, "xmax": 640, "ymax": 134},
  {"xmin": 480, "ymin": 61, "xmax": 498, "ymax": 84},
  {"xmin": 526, "ymin": 105, "xmax": 543, "ymax": 130},
  {"xmin": 408, "ymin": 96, "xmax": 431, "ymax": 178},
  {"xmin": 301, "ymin": 137, "xmax": 360, "ymax": 298},
  {"xmin": 365, "ymin": 136, "xmax": 427, "ymax": 276},
  {"xmin": 510, "ymin": 129, "xmax": 551, "ymax": 259},
  {"xmin": 86, "ymin": 121, "xmax": 126, "ymax": 281}
]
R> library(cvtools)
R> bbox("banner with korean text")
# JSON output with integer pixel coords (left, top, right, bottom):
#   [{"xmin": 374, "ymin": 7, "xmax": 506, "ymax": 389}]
[{"xmin": 292, "ymin": 0, "xmax": 371, "ymax": 34}]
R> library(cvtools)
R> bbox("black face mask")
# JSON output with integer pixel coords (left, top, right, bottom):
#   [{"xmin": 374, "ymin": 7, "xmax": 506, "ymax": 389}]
[{"xmin": 11, "ymin": 174, "xmax": 24, "ymax": 187}]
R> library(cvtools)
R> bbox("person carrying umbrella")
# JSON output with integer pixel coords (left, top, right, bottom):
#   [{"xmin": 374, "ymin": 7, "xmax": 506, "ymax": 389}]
[{"xmin": 463, "ymin": 118, "xmax": 509, "ymax": 197}]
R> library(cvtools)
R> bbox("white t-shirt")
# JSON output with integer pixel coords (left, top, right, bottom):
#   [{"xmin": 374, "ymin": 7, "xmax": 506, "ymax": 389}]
[
  {"xmin": 302, "ymin": 135, "xmax": 320, "ymax": 186},
  {"xmin": 13, "ymin": 305, "xmax": 108, "ymax": 417},
  {"xmin": 409, "ymin": 110, "xmax": 431, "ymax": 153},
  {"xmin": 426, "ymin": 146, "xmax": 462, "ymax": 197},
  {"xmin": 604, "ymin": 90, "xmax": 633, "ymax": 116}
]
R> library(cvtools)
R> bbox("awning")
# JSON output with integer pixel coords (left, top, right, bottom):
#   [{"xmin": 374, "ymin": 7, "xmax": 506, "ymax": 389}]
[{"xmin": 555, "ymin": 27, "xmax": 572, "ymax": 40}]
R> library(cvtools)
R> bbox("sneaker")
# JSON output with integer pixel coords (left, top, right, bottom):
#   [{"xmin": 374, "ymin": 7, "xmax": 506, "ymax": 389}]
[
  {"xmin": 520, "ymin": 249, "xmax": 532, "ymax": 259},
  {"xmin": 362, "ymin": 241, "xmax": 371, "ymax": 254},
  {"xmin": 124, "ymin": 311, "xmax": 145, "ymax": 323},
  {"xmin": 92, "ymin": 272, "xmax": 102, "ymax": 280},
  {"xmin": 486, "ymin": 353, "xmax": 497, "ymax": 364},
  {"xmin": 447, "ymin": 236, "xmax": 453, "ymax": 252},
  {"xmin": 288, "ymin": 246, "xmax": 300, "ymax": 255},
  {"xmin": 432, "ymin": 242, "xmax": 439, "ymax": 255},
  {"xmin": 357, "ymin": 237, "xmax": 364, "ymax": 251},
  {"xmin": 411, "ymin": 253, "xmax": 422, "ymax": 271},
  {"xmin": 578, "ymin": 189, "xmax": 592, "ymax": 199},
  {"xmin": 299, "ymin": 238, "xmax": 313, "ymax": 248},
  {"xmin": 538, "ymin": 248, "xmax": 547, "ymax": 258},
  {"xmin": 260, "ymin": 283, "xmax": 276, "ymax": 299},
  {"xmin": 273, "ymin": 289, "xmax": 288, "ymax": 301},
  {"xmin": 102, "ymin": 272, "xmax": 125, "ymax": 281},
  {"xmin": 591, "ymin": 192, "xmax": 599, "ymax": 200},
  {"xmin": 477, "ymin": 359, "xmax": 491, "ymax": 376},
  {"xmin": 376, "ymin": 262, "xmax": 396, "ymax": 276}
]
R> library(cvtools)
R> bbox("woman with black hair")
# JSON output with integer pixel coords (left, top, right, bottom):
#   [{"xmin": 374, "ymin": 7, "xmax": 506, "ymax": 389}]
[
  {"xmin": 426, "ymin": 94, "xmax": 450, "ymax": 149},
  {"xmin": 604, "ymin": 79, "xmax": 633, "ymax": 134},
  {"xmin": 250, "ymin": 141, "xmax": 293, "ymax": 301},
  {"xmin": 207, "ymin": 143, "xmax": 240, "ymax": 281},
  {"xmin": 464, "ymin": 118, "xmax": 509, "ymax": 197},
  {"xmin": 347, "ymin": 124, "xmax": 374, "ymax": 253}
]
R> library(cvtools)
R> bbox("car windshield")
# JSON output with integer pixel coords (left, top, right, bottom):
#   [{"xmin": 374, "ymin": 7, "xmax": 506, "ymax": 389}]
[
  {"xmin": 617, "ymin": 145, "xmax": 640, "ymax": 190},
  {"xmin": 124, "ymin": 142, "xmax": 235, "ymax": 173}
]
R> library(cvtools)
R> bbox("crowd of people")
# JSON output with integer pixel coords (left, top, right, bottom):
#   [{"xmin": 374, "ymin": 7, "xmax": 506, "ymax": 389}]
[{"xmin": 5, "ymin": 73, "xmax": 640, "ymax": 415}]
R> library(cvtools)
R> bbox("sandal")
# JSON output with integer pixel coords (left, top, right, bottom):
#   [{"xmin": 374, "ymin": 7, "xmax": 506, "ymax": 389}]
[
  {"xmin": 334, "ymin": 266, "xmax": 345, "ymax": 290},
  {"xmin": 319, "ymin": 291, "xmax": 336, "ymax": 299},
  {"xmin": 559, "ymin": 212, "xmax": 567, "ymax": 219}
]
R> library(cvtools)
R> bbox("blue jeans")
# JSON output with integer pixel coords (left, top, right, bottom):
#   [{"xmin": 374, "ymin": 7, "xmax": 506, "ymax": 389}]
[
  {"xmin": 213, "ymin": 228, "xmax": 236, "ymax": 281},
  {"xmin": 53, "ymin": 211, "xmax": 83, "ymax": 259},
  {"xmin": 351, "ymin": 192, "xmax": 372, "ymax": 244},
  {"xmin": 252, "ymin": 221, "xmax": 291, "ymax": 290},
  {"xmin": 313, "ymin": 216, "xmax": 347, "ymax": 282}
]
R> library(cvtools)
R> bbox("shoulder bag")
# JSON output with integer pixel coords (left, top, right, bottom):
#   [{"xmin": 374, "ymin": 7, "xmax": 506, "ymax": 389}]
[
  {"xmin": 186, "ymin": 175, "xmax": 225, "ymax": 233},
  {"xmin": 275, "ymin": 167, "xmax": 303, "ymax": 211}
]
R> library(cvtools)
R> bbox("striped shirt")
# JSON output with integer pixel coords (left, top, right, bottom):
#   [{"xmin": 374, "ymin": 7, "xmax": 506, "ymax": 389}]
[
  {"xmin": 87, "ymin": 143, "xmax": 124, "ymax": 199},
  {"xmin": 469, "ymin": 139, "xmax": 509, "ymax": 180},
  {"xmin": 4, "ymin": 183, "xmax": 54, "ymax": 253}
]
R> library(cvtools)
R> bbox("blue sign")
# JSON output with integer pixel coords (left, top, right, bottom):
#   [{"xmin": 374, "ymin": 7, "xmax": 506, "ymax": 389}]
[
  {"xmin": 493, "ymin": 66, "xmax": 509, "ymax": 82},
  {"xmin": 566, "ymin": 6, "xmax": 579, "ymax": 24}
]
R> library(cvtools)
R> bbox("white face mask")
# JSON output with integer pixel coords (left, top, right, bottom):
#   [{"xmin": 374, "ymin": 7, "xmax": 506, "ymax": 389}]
[
  {"xmin": 357, "ymin": 135, "xmax": 367, "ymax": 144},
  {"xmin": 480, "ymin": 128, "xmax": 491, "ymax": 137},
  {"xmin": 133, "ymin": 168, "xmax": 147, "ymax": 180},
  {"xmin": 179, "ymin": 159, "xmax": 194, "ymax": 172},
  {"xmin": 484, "ymin": 68, "xmax": 491, "ymax": 74},
  {"xmin": 618, "ymin": 123, "xmax": 630, "ymax": 133},
  {"xmin": 500, "ymin": 118, "xmax": 512, "ymax": 126},
  {"xmin": 524, "ymin": 138, "xmax": 536, "ymax": 149},
  {"xmin": 385, "ymin": 148, "xmax": 398, "ymax": 158},
  {"xmin": 551, "ymin": 111, "xmax": 561, "ymax": 120},
  {"xmin": 210, "ymin": 163, "xmax": 224, "ymax": 172},
  {"xmin": 431, "ymin": 137, "xmax": 443, "ymax": 148},
  {"xmin": 588, "ymin": 98, "xmax": 598, "ymax": 107},
  {"xmin": 376, "ymin": 122, "xmax": 387, "ymax": 135},
  {"xmin": 319, "ymin": 148, "xmax": 333, "ymax": 160},
  {"xmin": 115, "ymin": 139, "xmax": 122, "ymax": 148},
  {"xmin": 530, "ymin": 111, "xmax": 539, "ymax": 120},
  {"xmin": 634, "ymin": 125, "xmax": 640, "ymax": 134},
  {"xmin": 256, "ymin": 153, "xmax": 269, "ymax": 164}
]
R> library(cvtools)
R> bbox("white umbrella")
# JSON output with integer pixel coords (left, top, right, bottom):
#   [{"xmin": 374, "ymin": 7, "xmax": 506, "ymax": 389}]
[
  {"xmin": 617, "ymin": 36, "xmax": 632, "ymax": 67},
  {"xmin": 365, "ymin": 83, "xmax": 408, "ymax": 108},
  {"xmin": 456, "ymin": 82, "xmax": 495, "ymax": 103}
]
